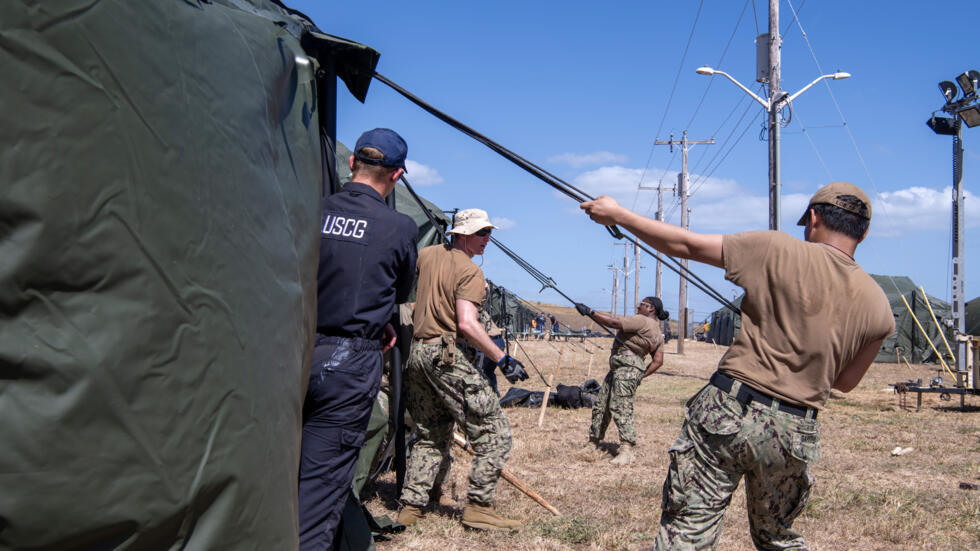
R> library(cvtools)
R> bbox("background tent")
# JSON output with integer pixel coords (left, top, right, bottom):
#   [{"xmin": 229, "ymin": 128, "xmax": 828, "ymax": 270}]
[
  {"xmin": 707, "ymin": 295, "xmax": 744, "ymax": 346},
  {"xmin": 0, "ymin": 2, "xmax": 378, "ymax": 548},
  {"xmin": 870, "ymin": 275, "xmax": 954, "ymax": 364},
  {"xmin": 486, "ymin": 280, "xmax": 538, "ymax": 335},
  {"xmin": 966, "ymin": 296, "xmax": 980, "ymax": 337}
]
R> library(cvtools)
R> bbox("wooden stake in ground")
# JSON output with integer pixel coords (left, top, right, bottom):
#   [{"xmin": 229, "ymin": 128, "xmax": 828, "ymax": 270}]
[
  {"xmin": 586, "ymin": 353, "xmax": 594, "ymax": 377},
  {"xmin": 452, "ymin": 432, "xmax": 561, "ymax": 516},
  {"xmin": 538, "ymin": 348, "xmax": 562, "ymax": 427}
]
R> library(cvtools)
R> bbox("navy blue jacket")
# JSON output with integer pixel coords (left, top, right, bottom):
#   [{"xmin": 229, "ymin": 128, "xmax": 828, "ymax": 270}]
[{"xmin": 316, "ymin": 182, "xmax": 417, "ymax": 339}]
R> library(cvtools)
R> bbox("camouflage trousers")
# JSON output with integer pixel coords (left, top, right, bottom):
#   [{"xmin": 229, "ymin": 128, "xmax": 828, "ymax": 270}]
[
  {"xmin": 590, "ymin": 352, "xmax": 645, "ymax": 445},
  {"xmin": 400, "ymin": 341, "xmax": 512, "ymax": 507},
  {"xmin": 654, "ymin": 382, "xmax": 821, "ymax": 551}
]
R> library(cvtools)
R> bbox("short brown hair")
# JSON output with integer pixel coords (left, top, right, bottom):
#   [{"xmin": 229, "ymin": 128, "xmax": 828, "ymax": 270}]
[{"xmin": 352, "ymin": 147, "xmax": 398, "ymax": 180}]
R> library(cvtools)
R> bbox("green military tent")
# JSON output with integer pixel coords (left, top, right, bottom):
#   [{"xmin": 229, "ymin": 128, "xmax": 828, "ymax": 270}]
[
  {"xmin": 870, "ymin": 275, "xmax": 954, "ymax": 364},
  {"xmin": 966, "ymin": 296, "xmax": 980, "ymax": 337},
  {"xmin": 486, "ymin": 280, "xmax": 538, "ymax": 335},
  {"xmin": 1, "ymin": 2, "xmax": 380, "ymax": 548}
]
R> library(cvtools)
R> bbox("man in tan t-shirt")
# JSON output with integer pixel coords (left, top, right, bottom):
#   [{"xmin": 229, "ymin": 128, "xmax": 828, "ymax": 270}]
[
  {"xmin": 397, "ymin": 208, "xmax": 528, "ymax": 533},
  {"xmin": 581, "ymin": 181, "xmax": 894, "ymax": 550}
]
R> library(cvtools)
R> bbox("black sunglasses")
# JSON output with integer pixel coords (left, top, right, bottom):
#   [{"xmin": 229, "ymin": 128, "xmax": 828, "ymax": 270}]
[{"xmin": 474, "ymin": 228, "xmax": 492, "ymax": 237}]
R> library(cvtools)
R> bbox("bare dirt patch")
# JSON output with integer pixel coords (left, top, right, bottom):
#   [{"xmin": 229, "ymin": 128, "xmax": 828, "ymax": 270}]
[{"xmin": 364, "ymin": 339, "xmax": 980, "ymax": 550}]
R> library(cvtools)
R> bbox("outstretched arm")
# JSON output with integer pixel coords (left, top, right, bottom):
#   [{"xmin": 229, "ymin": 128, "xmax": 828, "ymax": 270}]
[
  {"xmin": 581, "ymin": 196, "xmax": 725, "ymax": 269},
  {"xmin": 589, "ymin": 310, "xmax": 624, "ymax": 330}
]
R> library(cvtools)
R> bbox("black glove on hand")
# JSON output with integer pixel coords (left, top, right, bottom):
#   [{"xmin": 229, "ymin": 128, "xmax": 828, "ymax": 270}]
[
  {"xmin": 575, "ymin": 302, "xmax": 594, "ymax": 317},
  {"xmin": 496, "ymin": 355, "xmax": 529, "ymax": 384}
]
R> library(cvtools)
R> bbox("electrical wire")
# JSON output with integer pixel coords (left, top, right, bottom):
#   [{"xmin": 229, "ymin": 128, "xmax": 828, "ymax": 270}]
[{"xmin": 633, "ymin": 0, "xmax": 705, "ymax": 209}]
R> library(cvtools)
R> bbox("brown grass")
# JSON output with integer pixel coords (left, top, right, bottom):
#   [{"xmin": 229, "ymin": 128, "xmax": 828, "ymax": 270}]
[{"xmin": 364, "ymin": 339, "xmax": 980, "ymax": 550}]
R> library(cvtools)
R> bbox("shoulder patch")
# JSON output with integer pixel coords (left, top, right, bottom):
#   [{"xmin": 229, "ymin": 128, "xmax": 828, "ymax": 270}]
[{"xmin": 321, "ymin": 211, "xmax": 373, "ymax": 245}]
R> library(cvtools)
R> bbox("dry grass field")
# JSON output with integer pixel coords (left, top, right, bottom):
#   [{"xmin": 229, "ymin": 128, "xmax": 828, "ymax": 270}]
[{"xmin": 364, "ymin": 339, "xmax": 980, "ymax": 550}]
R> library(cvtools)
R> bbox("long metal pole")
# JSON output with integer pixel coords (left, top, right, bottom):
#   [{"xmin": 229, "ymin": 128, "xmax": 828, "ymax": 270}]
[
  {"xmin": 952, "ymin": 123, "xmax": 968, "ymax": 385},
  {"xmin": 768, "ymin": 0, "xmax": 781, "ymax": 231}
]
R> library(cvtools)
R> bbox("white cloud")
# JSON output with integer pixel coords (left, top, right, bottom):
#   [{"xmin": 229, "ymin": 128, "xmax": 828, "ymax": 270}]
[
  {"xmin": 548, "ymin": 151, "xmax": 629, "ymax": 168},
  {"xmin": 872, "ymin": 186, "xmax": 980, "ymax": 236},
  {"xmin": 492, "ymin": 217, "xmax": 517, "ymax": 230},
  {"xmin": 404, "ymin": 160, "xmax": 443, "ymax": 186}
]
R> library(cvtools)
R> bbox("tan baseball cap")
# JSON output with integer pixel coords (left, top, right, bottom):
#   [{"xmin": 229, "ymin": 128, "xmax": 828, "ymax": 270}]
[
  {"xmin": 447, "ymin": 208, "xmax": 498, "ymax": 235},
  {"xmin": 796, "ymin": 181, "xmax": 872, "ymax": 226}
]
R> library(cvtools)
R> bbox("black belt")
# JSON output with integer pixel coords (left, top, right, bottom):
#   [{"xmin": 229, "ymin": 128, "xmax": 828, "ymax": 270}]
[
  {"xmin": 709, "ymin": 371, "xmax": 817, "ymax": 419},
  {"xmin": 315, "ymin": 333, "xmax": 381, "ymax": 350}
]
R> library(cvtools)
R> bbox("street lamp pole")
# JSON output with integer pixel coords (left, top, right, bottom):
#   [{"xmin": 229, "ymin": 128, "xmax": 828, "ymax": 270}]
[{"xmin": 695, "ymin": 66, "xmax": 849, "ymax": 230}]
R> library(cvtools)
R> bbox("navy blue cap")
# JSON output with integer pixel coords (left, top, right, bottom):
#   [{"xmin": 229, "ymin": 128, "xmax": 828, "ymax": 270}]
[{"xmin": 353, "ymin": 128, "xmax": 407, "ymax": 170}]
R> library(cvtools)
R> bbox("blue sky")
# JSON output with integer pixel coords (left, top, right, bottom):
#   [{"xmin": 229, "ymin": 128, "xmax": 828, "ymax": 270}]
[{"xmin": 289, "ymin": 0, "xmax": 979, "ymax": 322}]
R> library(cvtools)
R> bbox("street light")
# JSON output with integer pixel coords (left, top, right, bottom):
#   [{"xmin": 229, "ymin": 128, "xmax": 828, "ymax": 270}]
[
  {"xmin": 695, "ymin": 65, "xmax": 850, "ymax": 230},
  {"xmin": 926, "ymin": 68, "xmax": 980, "ymax": 390}
]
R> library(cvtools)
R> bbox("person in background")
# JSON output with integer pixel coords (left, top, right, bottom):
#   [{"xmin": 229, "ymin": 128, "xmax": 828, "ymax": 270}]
[{"xmin": 576, "ymin": 297, "xmax": 668, "ymax": 465}]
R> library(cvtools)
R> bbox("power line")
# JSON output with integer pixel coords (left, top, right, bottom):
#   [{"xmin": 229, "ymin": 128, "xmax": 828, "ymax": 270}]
[
  {"xmin": 633, "ymin": 0, "xmax": 705, "ymax": 208},
  {"xmin": 684, "ymin": 0, "xmax": 752, "ymax": 131}
]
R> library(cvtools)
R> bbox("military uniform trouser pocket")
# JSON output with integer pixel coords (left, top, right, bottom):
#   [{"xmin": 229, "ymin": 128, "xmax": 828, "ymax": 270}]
[{"xmin": 687, "ymin": 384, "xmax": 744, "ymax": 436}]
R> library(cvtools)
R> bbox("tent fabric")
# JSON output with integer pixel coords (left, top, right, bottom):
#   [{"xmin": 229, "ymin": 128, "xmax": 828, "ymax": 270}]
[
  {"xmin": 486, "ymin": 281, "xmax": 538, "ymax": 335},
  {"xmin": 870, "ymin": 275, "xmax": 953, "ymax": 364},
  {"xmin": 966, "ymin": 296, "xmax": 980, "ymax": 337},
  {"xmin": 0, "ymin": 2, "xmax": 378, "ymax": 548}
]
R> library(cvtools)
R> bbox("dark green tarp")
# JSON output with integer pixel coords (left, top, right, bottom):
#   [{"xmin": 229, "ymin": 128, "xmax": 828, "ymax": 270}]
[
  {"xmin": 0, "ymin": 2, "xmax": 377, "ymax": 548},
  {"xmin": 870, "ymin": 275, "xmax": 954, "ymax": 364},
  {"xmin": 966, "ymin": 296, "xmax": 980, "ymax": 337}
]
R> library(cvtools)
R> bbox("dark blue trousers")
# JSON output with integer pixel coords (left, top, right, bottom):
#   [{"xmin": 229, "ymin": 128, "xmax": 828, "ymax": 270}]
[{"xmin": 298, "ymin": 335, "xmax": 381, "ymax": 551}]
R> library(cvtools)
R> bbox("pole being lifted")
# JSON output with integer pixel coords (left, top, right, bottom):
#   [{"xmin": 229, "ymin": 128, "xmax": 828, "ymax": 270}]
[{"xmin": 375, "ymin": 71, "xmax": 740, "ymax": 316}]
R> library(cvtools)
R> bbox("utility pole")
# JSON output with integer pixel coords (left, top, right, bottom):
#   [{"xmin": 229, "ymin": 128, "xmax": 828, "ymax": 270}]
[
  {"xmin": 608, "ymin": 264, "xmax": 618, "ymax": 317},
  {"xmin": 623, "ymin": 245, "xmax": 630, "ymax": 315},
  {"xmin": 696, "ymin": 0, "xmax": 848, "ymax": 231},
  {"xmin": 767, "ymin": 0, "xmax": 782, "ymax": 231},
  {"xmin": 638, "ymin": 181, "xmax": 675, "ymax": 299},
  {"xmin": 655, "ymin": 131, "xmax": 714, "ymax": 355},
  {"xmin": 633, "ymin": 242, "xmax": 640, "ymax": 311}
]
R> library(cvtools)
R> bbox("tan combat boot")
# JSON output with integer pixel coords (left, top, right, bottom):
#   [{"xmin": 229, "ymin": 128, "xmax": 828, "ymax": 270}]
[
  {"xmin": 610, "ymin": 442, "xmax": 636, "ymax": 465},
  {"xmin": 583, "ymin": 436, "xmax": 601, "ymax": 450},
  {"xmin": 461, "ymin": 501, "xmax": 521, "ymax": 531},
  {"xmin": 396, "ymin": 504, "xmax": 424, "ymax": 527}
]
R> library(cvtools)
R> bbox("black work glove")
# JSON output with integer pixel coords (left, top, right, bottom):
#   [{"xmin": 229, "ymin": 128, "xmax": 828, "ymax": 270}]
[
  {"xmin": 496, "ymin": 355, "xmax": 529, "ymax": 383},
  {"xmin": 575, "ymin": 302, "xmax": 594, "ymax": 317}
]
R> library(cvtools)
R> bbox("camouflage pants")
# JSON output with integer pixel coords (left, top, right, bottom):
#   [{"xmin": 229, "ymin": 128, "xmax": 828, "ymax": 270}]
[
  {"xmin": 400, "ymin": 342, "xmax": 511, "ymax": 507},
  {"xmin": 590, "ymin": 352, "xmax": 645, "ymax": 445},
  {"xmin": 654, "ymin": 382, "xmax": 821, "ymax": 551}
]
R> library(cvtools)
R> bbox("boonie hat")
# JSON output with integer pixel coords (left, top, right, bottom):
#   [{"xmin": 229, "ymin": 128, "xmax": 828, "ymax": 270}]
[
  {"xmin": 354, "ymin": 128, "xmax": 408, "ymax": 170},
  {"xmin": 796, "ymin": 181, "xmax": 872, "ymax": 226},
  {"xmin": 447, "ymin": 208, "xmax": 498, "ymax": 235}
]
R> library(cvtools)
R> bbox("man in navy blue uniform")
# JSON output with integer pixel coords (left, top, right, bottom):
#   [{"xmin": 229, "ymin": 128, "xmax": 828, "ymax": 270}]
[{"xmin": 298, "ymin": 128, "xmax": 418, "ymax": 550}]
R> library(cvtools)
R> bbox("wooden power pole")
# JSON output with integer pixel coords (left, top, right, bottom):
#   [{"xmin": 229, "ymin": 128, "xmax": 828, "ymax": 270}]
[{"xmin": 655, "ymin": 131, "xmax": 714, "ymax": 355}]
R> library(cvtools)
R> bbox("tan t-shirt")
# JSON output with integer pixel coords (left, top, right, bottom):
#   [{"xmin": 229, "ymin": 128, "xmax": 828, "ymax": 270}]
[
  {"xmin": 611, "ymin": 315, "xmax": 664, "ymax": 359},
  {"xmin": 412, "ymin": 245, "xmax": 486, "ymax": 339},
  {"xmin": 719, "ymin": 231, "xmax": 894, "ymax": 409}
]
